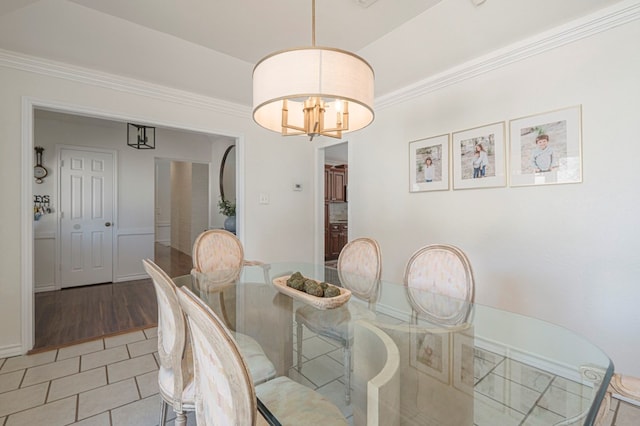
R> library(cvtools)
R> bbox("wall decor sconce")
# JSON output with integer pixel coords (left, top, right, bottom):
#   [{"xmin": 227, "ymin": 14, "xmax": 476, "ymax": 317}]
[{"xmin": 127, "ymin": 123, "xmax": 155, "ymax": 149}]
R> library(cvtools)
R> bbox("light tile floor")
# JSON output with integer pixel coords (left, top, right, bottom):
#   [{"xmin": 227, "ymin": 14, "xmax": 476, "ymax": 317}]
[{"xmin": 1, "ymin": 325, "xmax": 639, "ymax": 425}]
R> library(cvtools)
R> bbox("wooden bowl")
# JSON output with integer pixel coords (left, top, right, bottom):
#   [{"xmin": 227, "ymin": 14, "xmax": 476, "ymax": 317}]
[{"xmin": 272, "ymin": 275, "xmax": 351, "ymax": 310}]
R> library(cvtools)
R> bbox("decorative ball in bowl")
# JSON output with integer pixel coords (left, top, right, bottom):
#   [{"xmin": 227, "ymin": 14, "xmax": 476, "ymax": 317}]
[{"xmin": 272, "ymin": 272, "xmax": 351, "ymax": 309}]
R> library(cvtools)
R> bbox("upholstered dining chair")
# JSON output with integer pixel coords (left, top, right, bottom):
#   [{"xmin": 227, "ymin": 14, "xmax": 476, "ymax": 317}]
[
  {"xmin": 143, "ymin": 259, "xmax": 277, "ymax": 425},
  {"xmin": 403, "ymin": 244, "xmax": 475, "ymax": 327},
  {"xmin": 192, "ymin": 229, "xmax": 270, "ymax": 278},
  {"xmin": 295, "ymin": 237, "xmax": 382, "ymax": 403},
  {"xmin": 142, "ymin": 259, "xmax": 194, "ymax": 426},
  {"xmin": 191, "ymin": 229, "xmax": 270, "ymax": 328},
  {"xmin": 176, "ymin": 285, "xmax": 348, "ymax": 426}
]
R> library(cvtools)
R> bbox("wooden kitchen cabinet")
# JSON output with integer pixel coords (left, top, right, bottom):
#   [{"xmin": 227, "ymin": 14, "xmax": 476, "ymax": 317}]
[
  {"xmin": 324, "ymin": 164, "xmax": 348, "ymax": 260},
  {"xmin": 325, "ymin": 165, "xmax": 347, "ymax": 202},
  {"xmin": 327, "ymin": 222, "xmax": 348, "ymax": 261}
]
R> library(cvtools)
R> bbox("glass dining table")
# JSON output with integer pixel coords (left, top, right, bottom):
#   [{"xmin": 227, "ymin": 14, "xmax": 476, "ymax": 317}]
[{"xmin": 173, "ymin": 262, "xmax": 613, "ymax": 426}]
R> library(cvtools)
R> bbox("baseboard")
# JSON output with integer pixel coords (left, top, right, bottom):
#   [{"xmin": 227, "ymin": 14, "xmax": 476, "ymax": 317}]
[
  {"xmin": 0, "ymin": 343, "xmax": 22, "ymax": 359},
  {"xmin": 114, "ymin": 273, "xmax": 149, "ymax": 282},
  {"xmin": 34, "ymin": 284, "xmax": 56, "ymax": 293}
]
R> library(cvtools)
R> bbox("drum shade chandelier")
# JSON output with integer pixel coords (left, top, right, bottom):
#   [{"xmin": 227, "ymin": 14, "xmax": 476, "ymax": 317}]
[{"xmin": 252, "ymin": 0, "xmax": 375, "ymax": 141}]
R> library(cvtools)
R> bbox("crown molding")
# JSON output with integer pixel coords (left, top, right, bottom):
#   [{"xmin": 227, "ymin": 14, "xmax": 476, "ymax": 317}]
[
  {"xmin": 1, "ymin": 0, "xmax": 638, "ymax": 115},
  {"xmin": 376, "ymin": 0, "xmax": 640, "ymax": 109},
  {"xmin": 0, "ymin": 49, "xmax": 251, "ymax": 118}
]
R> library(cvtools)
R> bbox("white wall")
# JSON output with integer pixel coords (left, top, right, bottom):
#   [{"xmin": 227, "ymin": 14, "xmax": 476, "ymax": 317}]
[{"xmin": 349, "ymin": 19, "xmax": 640, "ymax": 376}]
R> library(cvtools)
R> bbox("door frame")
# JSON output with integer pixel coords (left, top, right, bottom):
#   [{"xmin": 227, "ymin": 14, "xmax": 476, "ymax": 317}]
[
  {"xmin": 55, "ymin": 145, "xmax": 118, "ymax": 289},
  {"xmin": 21, "ymin": 97, "xmax": 246, "ymax": 353}
]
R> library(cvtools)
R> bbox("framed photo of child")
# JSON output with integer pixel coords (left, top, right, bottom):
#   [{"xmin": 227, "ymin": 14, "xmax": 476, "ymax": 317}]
[
  {"xmin": 509, "ymin": 105, "xmax": 582, "ymax": 187},
  {"xmin": 409, "ymin": 134, "xmax": 450, "ymax": 193},
  {"xmin": 452, "ymin": 122, "xmax": 506, "ymax": 190}
]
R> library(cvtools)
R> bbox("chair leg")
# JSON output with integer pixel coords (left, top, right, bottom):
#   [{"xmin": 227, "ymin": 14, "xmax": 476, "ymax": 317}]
[
  {"xmin": 344, "ymin": 344, "xmax": 351, "ymax": 404},
  {"xmin": 296, "ymin": 322, "xmax": 304, "ymax": 372},
  {"xmin": 159, "ymin": 400, "xmax": 168, "ymax": 426},
  {"xmin": 174, "ymin": 410, "xmax": 187, "ymax": 426}
]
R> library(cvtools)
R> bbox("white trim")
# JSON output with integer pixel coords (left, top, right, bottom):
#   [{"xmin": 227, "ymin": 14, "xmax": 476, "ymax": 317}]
[
  {"xmin": 115, "ymin": 273, "xmax": 150, "ymax": 283},
  {"xmin": 34, "ymin": 285, "xmax": 56, "ymax": 293},
  {"xmin": 3, "ymin": 2, "xmax": 638, "ymax": 118},
  {"xmin": 21, "ymin": 98, "xmax": 34, "ymax": 353},
  {"xmin": 236, "ymin": 135, "xmax": 245, "ymax": 244},
  {"xmin": 0, "ymin": 344, "xmax": 22, "ymax": 359},
  {"xmin": 0, "ymin": 49, "xmax": 250, "ymax": 119},
  {"xmin": 116, "ymin": 228, "xmax": 155, "ymax": 236},
  {"xmin": 34, "ymin": 232, "xmax": 55, "ymax": 240},
  {"xmin": 376, "ymin": 0, "xmax": 640, "ymax": 109}
]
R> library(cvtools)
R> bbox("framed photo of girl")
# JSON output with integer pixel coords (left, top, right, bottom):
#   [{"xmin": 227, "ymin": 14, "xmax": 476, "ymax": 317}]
[
  {"xmin": 452, "ymin": 122, "xmax": 506, "ymax": 190},
  {"xmin": 509, "ymin": 105, "xmax": 582, "ymax": 187},
  {"xmin": 409, "ymin": 134, "xmax": 450, "ymax": 192}
]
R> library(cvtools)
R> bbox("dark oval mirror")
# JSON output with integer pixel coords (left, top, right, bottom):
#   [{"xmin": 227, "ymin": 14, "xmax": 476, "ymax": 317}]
[{"xmin": 219, "ymin": 145, "xmax": 236, "ymax": 204}]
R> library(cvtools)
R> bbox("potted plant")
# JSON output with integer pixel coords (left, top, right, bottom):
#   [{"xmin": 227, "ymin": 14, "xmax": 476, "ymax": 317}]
[{"xmin": 218, "ymin": 198, "xmax": 236, "ymax": 233}]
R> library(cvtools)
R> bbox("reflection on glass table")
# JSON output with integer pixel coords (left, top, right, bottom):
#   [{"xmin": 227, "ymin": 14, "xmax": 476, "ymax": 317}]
[{"xmin": 174, "ymin": 262, "xmax": 613, "ymax": 426}]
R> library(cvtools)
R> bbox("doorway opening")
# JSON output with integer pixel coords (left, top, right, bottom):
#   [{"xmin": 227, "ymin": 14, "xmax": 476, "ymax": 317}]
[
  {"xmin": 28, "ymin": 106, "xmax": 239, "ymax": 352},
  {"xmin": 323, "ymin": 142, "xmax": 348, "ymax": 267}
]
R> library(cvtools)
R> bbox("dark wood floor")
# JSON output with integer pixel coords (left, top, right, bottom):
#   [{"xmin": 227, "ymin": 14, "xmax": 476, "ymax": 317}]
[{"xmin": 33, "ymin": 244, "xmax": 193, "ymax": 351}]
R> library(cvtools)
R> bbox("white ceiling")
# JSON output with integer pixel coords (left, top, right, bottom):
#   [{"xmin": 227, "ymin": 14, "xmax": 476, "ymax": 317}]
[{"xmin": 0, "ymin": 0, "xmax": 624, "ymax": 106}]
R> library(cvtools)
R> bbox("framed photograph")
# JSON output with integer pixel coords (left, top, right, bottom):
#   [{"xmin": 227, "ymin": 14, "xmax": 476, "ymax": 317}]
[
  {"xmin": 410, "ymin": 330, "xmax": 450, "ymax": 384},
  {"xmin": 452, "ymin": 122, "xmax": 506, "ymax": 190},
  {"xmin": 509, "ymin": 105, "xmax": 582, "ymax": 187},
  {"xmin": 452, "ymin": 331, "xmax": 475, "ymax": 396},
  {"xmin": 409, "ymin": 134, "xmax": 450, "ymax": 192}
]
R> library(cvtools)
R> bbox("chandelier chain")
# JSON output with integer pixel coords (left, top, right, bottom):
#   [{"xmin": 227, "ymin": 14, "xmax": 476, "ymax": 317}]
[{"xmin": 311, "ymin": 0, "xmax": 316, "ymax": 46}]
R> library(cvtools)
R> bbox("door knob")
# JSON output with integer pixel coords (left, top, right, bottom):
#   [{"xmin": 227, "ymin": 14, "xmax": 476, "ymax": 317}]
[{"xmin": 105, "ymin": 222, "xmax": 112, "ymax": 227}]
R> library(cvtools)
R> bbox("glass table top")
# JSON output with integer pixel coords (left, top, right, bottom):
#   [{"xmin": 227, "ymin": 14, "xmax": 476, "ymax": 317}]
[{"xmin": 174, "ymin": 262, "xmax": 613, "ymax": 426}]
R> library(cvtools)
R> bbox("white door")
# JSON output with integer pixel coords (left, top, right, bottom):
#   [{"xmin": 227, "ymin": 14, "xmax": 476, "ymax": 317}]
[{"xmin": 59, "ymin": 148, "xmax": 115, "ymax": 288}]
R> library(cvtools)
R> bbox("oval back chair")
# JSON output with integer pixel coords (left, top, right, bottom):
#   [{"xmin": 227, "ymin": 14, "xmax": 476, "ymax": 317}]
[
  {"xmin": 403, "ymin": 244, "xmax": 475, "ymax": 327},
  {"xmin": 296, "ymin": 237, "xmax": 382, "ymax": 403},
  {"xmin": 337, "ymin": 237, "xmax": 383, "ymax": 309},
  {"xmin": 192, "ymin": 229, "xmax": 244, "ymax": 276},
  {"xmin": 142, "ymin": 259, "xmax": 194, "ymax": 426}
]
